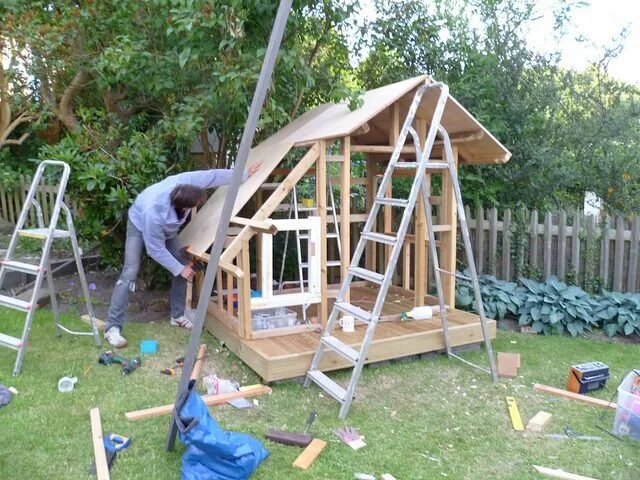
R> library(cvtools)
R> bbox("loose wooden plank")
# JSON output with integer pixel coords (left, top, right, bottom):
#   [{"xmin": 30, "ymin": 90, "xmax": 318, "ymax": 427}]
[
  {"xmin": 543, "ymin": 211, "xmax": 553, "ymax": 280},
  {"xmin": 627, "ymin": 216, "xmax": 640, "ymax": 292},
  {"xmin": 125, "ymin": 385, "xmax": 272, "ymax": 421},
  {"xmin": 190, "ymin": 344, "xmax": 207, "ymax": 382},
  {"xmin": 526, "ymin": 411, "xmax": 552, "ymax": 433},
  {"xmin": 557, "ymin": 211, "xmax": 567, "ymax": 280},
  {"xmin": 571, "ymin": 212, "xmax": 581, "ymax": 278},
  {"xmin": 341, "ymin": 136, "xmax": 351, "ymax": 302},
  {"xmin": 476, "ymin": 206, "xmax": 484, "ymax": 273},
  {"xmin": 488, "ymin": 207, "xmax": 498, "ymax": 275},
  {"xmin": 497, "ymin": 352, "xmax": 520, "ymax": 378},
  {"xmin": 502, "ymin": 209, "xmax": 511, "ymax": 281},
  {"xmin": 292, "ymin": 438, "xmax": 327, "ymax": 470},
  {"xmin": 532, "ymin": 465, "xmax": 600, "ymax": 480},
  {"xmin": 90, "ymin": 408, "xmax": 110, "ymax": 480},
  {"xmin": 613, "ymin": 216, "xmax": 625, "ymax": 292},
  {"xmin": 533, "ymin": 384, "xmax": 616, "ymax": 410}
]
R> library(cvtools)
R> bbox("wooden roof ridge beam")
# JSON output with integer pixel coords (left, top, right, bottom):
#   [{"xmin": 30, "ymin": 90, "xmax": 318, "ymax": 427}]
[
  {"xmin": 230, "ymin": 216, "xmax": 278, "ymax": 235},
  {"xmin": 221, "ymin": 143, "xmax": 320, "ymax": 262},
  {"xmin": 350, "ymin": 131, "xmax": 485, "ymax": 153}
]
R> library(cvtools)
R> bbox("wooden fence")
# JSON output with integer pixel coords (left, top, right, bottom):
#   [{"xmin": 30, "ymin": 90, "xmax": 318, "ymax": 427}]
[
  {"xmin": 465, "ymin": 206, "xmax": 640, "ymax": 293},
  {"xmin": 0, "ymin": 175, "xmax": 78, "ymax": 227}
]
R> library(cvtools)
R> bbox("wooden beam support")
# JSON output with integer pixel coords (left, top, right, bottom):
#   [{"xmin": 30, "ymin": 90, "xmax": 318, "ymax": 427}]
[
  {"xmin": 415, "ymin": 118, "xmax": 428, "ymax": 307},
  {"xmin": 440, "ymin": 145, "xmax": 458, "ymax": 307},
  {"xmin": 533, "ymin": 384, "xmax": 616, "ymax": 409},
  {"xmin": 239, "ymin": 240, "xmax": 252, "ymax": 339},
  {"xmin": 317, "ymin": 141, "xmax": 328, "ymax": 327},
  {"xmin": 125, "ymin": 385, "xmax": 272, "ymax": 421},
  {"xmin": 230, "ymin": 216, "xmax": 278, "ymax": 235},
  {"xmin": 341, "ymin": 136, "xmax": 351, "ymax": 302},
  {"xmin": 90, "ymin": 408, "xmax": 110, "ymax": 480}
]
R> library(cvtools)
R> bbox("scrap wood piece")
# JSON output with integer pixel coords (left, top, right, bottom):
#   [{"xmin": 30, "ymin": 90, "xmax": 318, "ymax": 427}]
[
  {"xmin": 125, "ymin": 385, "xmax": 271, "ymax": 421},
  {"xmin": 506, "ymin": 396, "xmax": 524, "ymax": 431},
  {"xmin": 189, "ymin": 344, "xmax": 207, "ymax": 382},
  {"xmin": 533, "ymin": 384, "xmax": 616, "ymax": 410},
  {"xmin": 497, "ymin": 352, "xmax": 521, "ymax": 378},
  {"xmin": 81, "ymin": 314, "xmax": 105, "ymax": 331},
  {"xmin": 532, "ymin": 465, "xmax": 600, "ymax": 480},
  {"xmin": 292, "ymin": 438, "xmax": 326, "ymax": 470},
  {"xmin": 90, "ymin": 408, "xmax": 110, "ymax": 480},
  {"xmin": 526, "ymin": 411, "xmax": 552, "ymax": 433}
]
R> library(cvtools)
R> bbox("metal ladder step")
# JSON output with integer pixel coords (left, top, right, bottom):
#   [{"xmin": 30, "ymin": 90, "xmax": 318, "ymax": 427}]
[
  {"xmin": 393, "ymin": 162, "xmax": 417, "ymax": 169},
  {"xmin": 18, "ymin": 228, "xmax": 70, "ymax": 239},
  {"xmin": 299, "ymin": 232, "xmax": 338, "ymax": 240},
  {"xmin": 1, "ymin": 260, "xmax": 42, "ymax": 274},
  {"xmin": 301, "ymin": 260, "xmax": 341, "ymax": 268},
  {"xmin": 436, "ymin": 268, "xmax": 472, "ymax": 281},
  {"xmin": 349, "ymin": 266, "xmax": 384, "ymax": 284},
  {"xmin": 0, "ymin": 333, "xmax": 22, "ymax": 350},
  {"xmin": 375, "ymin": 197, "xmax": 409, "ymax": 207},
  {"xmin": 361, "ymin": 232, "xmax": 397, "ymax": 246},
  {"xmin": 334, "ymin": 301, "xmax": 371, "ymax": 323},
  {"xmin": 306, "ymin": 370, "xmax": 347, "ymax": 402},
  {"xmin": 321, "ymin": 335, "xmax": 359, "ymax": 363},
  {"xmin": 297, "ymin": 206, "xmax": 334, "ymax": 212},
  {"xmin": 392, "ymin": 161, "xmax": 448, "ymax": 171},
  {"xmin": 0, "ymin": 294, "xmax": 32, "ymax": 312}
]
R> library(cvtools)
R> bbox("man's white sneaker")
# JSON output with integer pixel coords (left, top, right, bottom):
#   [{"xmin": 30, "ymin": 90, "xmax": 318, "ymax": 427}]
[
  {"xmin": 170, "ymin": 315, "xmax": 193, "ymax": 330},
  {"xmin": 105, "ymin": 327, "xmax": 128, "ymax": 348}
]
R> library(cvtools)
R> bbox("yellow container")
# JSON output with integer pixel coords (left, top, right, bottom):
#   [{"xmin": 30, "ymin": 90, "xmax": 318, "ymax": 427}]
[{"xmin": 302, "ymin": 198, "xmax": 314, "ymax": 208}]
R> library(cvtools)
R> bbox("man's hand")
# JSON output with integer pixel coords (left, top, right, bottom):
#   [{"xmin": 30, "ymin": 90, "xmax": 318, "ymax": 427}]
[
  {"xmin": 180, "ymin": 264, "xmax": 195, "ymax": 281},
  {"xmin": 247, "ymin": 160, "xmax": 263, "ymax": 177}
]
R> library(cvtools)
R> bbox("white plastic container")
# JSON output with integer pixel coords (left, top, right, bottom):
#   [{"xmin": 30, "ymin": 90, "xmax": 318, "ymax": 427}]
[
  {"xmin": 252, "ymin": 307, "xmax": 298, "ymax": 330},
  {"xmin": 613, "ymin": 371, "xmax": 640, "ymax": 439},
  {"xmin": 401, "ymin": 306, "xmax": 433, "ymax": 321}
]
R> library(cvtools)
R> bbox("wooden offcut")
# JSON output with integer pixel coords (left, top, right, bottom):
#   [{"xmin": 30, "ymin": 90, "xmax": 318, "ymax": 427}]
[
  {"xmin": 526, "ymin": 411, "xmax": 552, "ymax": 433},
  {"xmin": 497, "ymin": 352, "xmax": 520, "ymax": 378},
  {"xmin": 125, "ymin": 385, "xmax": 271, "ymax": 421},
  {"xmin": 80, "ymin": 314, "xmax": 105, "ymax": 331},
  {"xmin": 89, "ymin": 408, "xmax": 110, "ymax": 480},
  {"xmin": 532, "ymin": 465, "xmax": 600, "ymax": 480},
  {"xmin": 189, "ymin": 344, "xmax": 207, "ymax": 382},
  {"xmin": 533, "ymin": 384, "xmax": 616, "ymax": 410},
  {"xmin": 292, "ymin": 438, "xmax": 326, "ymax": 470}
]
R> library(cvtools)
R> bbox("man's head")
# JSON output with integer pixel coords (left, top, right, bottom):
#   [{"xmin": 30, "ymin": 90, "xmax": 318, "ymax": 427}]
[{"xmin": 170, "ymin": 184, "xmax": 208, "ymax": 216}]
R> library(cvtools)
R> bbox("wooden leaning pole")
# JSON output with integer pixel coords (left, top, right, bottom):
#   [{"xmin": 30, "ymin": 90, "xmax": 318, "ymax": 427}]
[{"xmin": 165, "ymin": 0, "xmax": 293, "ymax": 451}]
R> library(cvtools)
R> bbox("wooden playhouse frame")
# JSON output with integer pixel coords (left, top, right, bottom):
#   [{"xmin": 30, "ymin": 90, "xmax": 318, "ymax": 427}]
[{"xmin": 180, "ymin": 76, "xmax": 511, "ymax": 382}]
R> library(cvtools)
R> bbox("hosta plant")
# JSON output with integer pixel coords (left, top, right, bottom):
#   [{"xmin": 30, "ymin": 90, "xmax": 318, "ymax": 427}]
[
  {"xmin": 455, "ymin": 272, "xmax": 527, "ymax": 320},
  {"xmin": 517, "ymin": 277, "xmax": 599, "ymax": 337},
  {"xmin": 594, "ymin": 291, "xmax": 640, "ymax": 337}
]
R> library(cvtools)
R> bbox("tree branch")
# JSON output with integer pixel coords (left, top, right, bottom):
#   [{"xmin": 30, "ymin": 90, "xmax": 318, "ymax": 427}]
[{"xmin": 57, "ymin": 69, "xmax": 88, "ymax": 131}]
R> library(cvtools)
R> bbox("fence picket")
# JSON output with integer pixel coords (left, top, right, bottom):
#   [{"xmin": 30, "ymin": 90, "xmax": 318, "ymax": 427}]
[
  {"xmin": 628, "ymin": 217, "xmax": 640, "ymax": 292},
  {"xmin": 572, "ymin": 212, "xmax": 581, "ymax": 280},
  {"xmin": 543, "ymin": 211, "xmax": 552, "ymax": 280},
  {"xmin": 558, "ymin": 211, "xmax": 567, "ymax": 280},
  {"xmin": 502, "ymin": 209, "xmax": 511, "ymax": 280},
  {"xmin": 530, "ymin": 209, "xmax": 538, "ymax": 272},
  {"xmin": 488, "ymin": 207, "xmax": 498, "ymax": 275},
  {"xmin": 600, "ymin": 216, "xmax": 611, "ymax": 289},
  {"xmin": 613, "ymin": 216, "xmax": 625, "ymax": 292},
  {"xmin": 476, "ymin": 206, "xmax": 484, "ymax": 272}
]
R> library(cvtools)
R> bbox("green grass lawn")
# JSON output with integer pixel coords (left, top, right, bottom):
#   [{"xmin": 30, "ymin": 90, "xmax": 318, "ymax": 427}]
[{"xmin": 0, "ymin": 308, "xmax": 638, "ymax": 479}]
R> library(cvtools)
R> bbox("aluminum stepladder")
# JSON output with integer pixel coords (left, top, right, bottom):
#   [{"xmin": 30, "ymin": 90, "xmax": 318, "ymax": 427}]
[
  {"xmin": 304, "ymin": 81, "xmax": 498, "ymax": 418},
  {"xmin": 277, "ymin": 179, "xmax": 342, "ymax": 322},
  {"xmin": 0, "ymin": 160, "xmax": 101, "ymax": 375}
]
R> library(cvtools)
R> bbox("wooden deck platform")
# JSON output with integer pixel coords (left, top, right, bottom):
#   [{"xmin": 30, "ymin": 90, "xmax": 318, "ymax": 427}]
[{"xmin": 206, "ymin": 285, "xmax": 496, "ymax": 382}]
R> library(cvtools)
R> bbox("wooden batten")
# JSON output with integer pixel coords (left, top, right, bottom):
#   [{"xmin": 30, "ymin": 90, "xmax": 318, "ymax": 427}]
[{"xmin": 239, "ymin": 240, "xmax": 252, "ymax": 339}]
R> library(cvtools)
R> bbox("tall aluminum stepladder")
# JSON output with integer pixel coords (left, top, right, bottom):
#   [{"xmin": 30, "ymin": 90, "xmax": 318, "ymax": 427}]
[
  {"xmin": 165, "ymin": 0, "xmax": 292, "ymax": 451},
  {"xmin": 304, "ymin": 81, "xmax": 498, "ymax": 419},
  {"xmin": 0, "ymin": 160, "xmax": 101, "ymax": 376}
]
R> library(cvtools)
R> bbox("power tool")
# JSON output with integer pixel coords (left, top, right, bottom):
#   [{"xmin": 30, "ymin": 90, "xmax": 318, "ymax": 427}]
[{"xmin": 98, "ymin": 351, "xmax": 141, "ymax": 375}]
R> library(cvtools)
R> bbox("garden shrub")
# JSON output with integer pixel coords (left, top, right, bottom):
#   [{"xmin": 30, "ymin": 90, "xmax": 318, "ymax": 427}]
[
  {"xmin": 455, "ymin": 272, "xmax": 527, "ymax": 320},
  {"xmin": 517, "ymin": 277, "xmax": 599, "ymax": 337},
  {"xmin": 594, "ymin": 291, "xmax": 640, "ymax": 337}
]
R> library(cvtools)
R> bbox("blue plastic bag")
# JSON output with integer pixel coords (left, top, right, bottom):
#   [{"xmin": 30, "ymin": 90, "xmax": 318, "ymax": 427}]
[{"xmin": 176, "ymin": 380, "xmax": 269, "ymax": 480}]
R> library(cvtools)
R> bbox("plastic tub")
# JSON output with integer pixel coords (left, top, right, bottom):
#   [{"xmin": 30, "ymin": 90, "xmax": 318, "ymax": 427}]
[
  {"xmin": 252, "ymin": 307, "xmax": 298, "ymax": 331},
  {"xmin": 613, "ymin": 370, "xmax": 640, "ymax": 439}
]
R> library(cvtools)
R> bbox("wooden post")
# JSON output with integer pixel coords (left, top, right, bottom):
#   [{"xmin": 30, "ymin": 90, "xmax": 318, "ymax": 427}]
[
  {"xmin": 530, "ymin": 209, "xmax": 538, "ymax": 274},
  {"xmin": 558, "ymin": 210, "xmax": 567, "ymax": 280},
  {"xmin": 365, "ymin": 155, "xmax": 376, "ymax": 271},
  {"xmin": 239, "ymin": 241, "xmax": 252, "ymax": 339},
  {"xmin": 255, "ymin": 189, "xmax": 263, "ymax": 285},
  {"xmin": 627, "ymin": 216, "xmax": 640, "ymax": 292},
  {"xmin": 613, "ymin": 216, "xmax": 625, "ymax": 292},
  {"xmin": 414, "ymin": 118, "xmax": 427, "ymax": 306},
  {"xmin": 385, "ymin": 103, "xmax": 400, "ymax": 264},
  {"xmin": 543, "ymin": 211, "xmax": 552, "ymax": 280},
  {"xmin": 440, "ymin": 146, "xmax": 458, "ymax": 307},
  {"xmin": 571, "ymin": 212, "xmax": 581, "ymax": 280},
  {"xmin": 317, "ymin": 141, "xmax": 328, "ymax": 327},
  {"xmin": 226, "ymin": 267, "xmax": 234, "ymax": 317},
  {"xmin": 502, "ymin": 209, "xmax": 512, "ymax": 280},
  {"xmin": 488, "ymin": 207, "xmax": 498, "ymax": 275},
  {"xmin": 341, "ymin": 136, "xmax": 351, "ymax": 302},
  {"xmin": 217, "ymin": 270, "xmax": 223, "ymax": 309}
]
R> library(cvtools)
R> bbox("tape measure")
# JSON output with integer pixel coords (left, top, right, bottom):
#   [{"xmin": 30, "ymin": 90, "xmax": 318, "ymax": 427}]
[{"xmin": 104, "ymin": 433, "xmax": 131, "ymax": 453}]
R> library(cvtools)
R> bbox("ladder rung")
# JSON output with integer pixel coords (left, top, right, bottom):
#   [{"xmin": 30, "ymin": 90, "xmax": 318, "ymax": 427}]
[
  {"xmin": 0, "ymin": 294, "xmax": 32, "ymax": 312},
  {"xmin": 426, "ymin": 162, "xmax": 449, "ymax": 170},
  {"xmin": 436, "ymin": 268, "xmax": 472, "ymax": 281},
  {"xmin": 0, "ymin": 332, "xmax": 22, "ymax": 350},
  {"xmin": 306, "ymin": 370, "xmax": 347, "ymax": 402},
  {"xmin": 301, "ymin": 260, "xmax": 341, "ymax": 268},
  {"xmin": 321, "ymin": 335, "xmax": 359, "ymax": 363},
  {"xmin": 362, "ymin": 232, "xmax": 396, "ymax": 246},
  {"xmin": 18, "ymin": 228, "xmax": 70, "ymax": 239},
  {"xmin": 349, "ymin": 266, "xmax": 384, "ymax": 284},
  {"xmin": 299, "ymin": 232, "xmax": 338, "ymax": 240},
  {"xmin": 393, "ymin": 162, "xmax": 417, "ymax": 169},
  {"xmin": 334, "ymin": 301, "xmax": 371, "ymax": 323},
  {"xmin": 297, "ymin": 207, "xmax": 334, "ymax": 212},
  {"xmin": 326, "ymin": 155, "xmax": 344, "ymax": 163},
  {"xmin": 1, "ymin": 260, "xmax": 42, "ymax": 274},
  {"xmin": 375, "ymin": 197, "xmax": 409, "ymax": 207}
]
